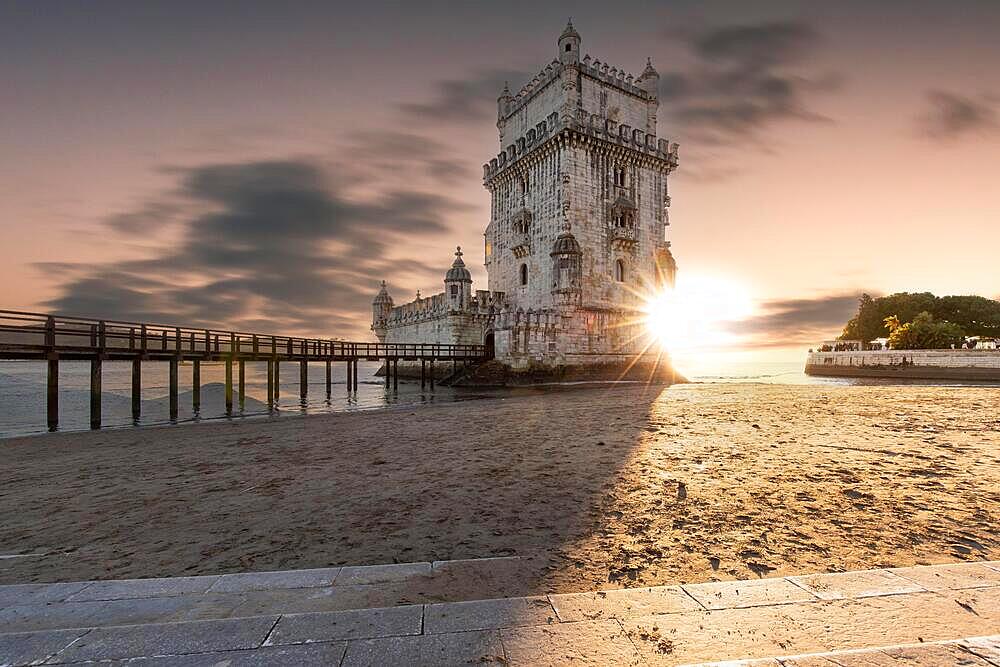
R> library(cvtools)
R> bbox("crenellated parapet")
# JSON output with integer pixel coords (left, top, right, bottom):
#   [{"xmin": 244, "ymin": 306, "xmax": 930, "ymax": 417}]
[
  {"xmin": 386, "ymin": 289, "xmax": 507, "ymax": 327},
  {"xmin": 483, "ymin": 108, "xmax": 679, "ymax": 185}
]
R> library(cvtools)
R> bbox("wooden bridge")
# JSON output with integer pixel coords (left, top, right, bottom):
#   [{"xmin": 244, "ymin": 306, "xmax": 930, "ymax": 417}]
[{"xmin": 0, "ymin": 310, "xmax": 487, "ymax": 431}]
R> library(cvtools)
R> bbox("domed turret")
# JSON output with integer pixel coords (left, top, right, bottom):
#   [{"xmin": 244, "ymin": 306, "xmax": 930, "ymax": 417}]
[
  {"xmin": 371, "ymin": 280, "xmax": 394, "ymax": 342},
  {"xmin": 497, "ymin": 81, "xmax": 513, "ymax": 120},
  {"xmin": 550, "ymin": 228, "xmax": 582, "ymax": 257},
  {"xmin": 558, "ymin": 19, "xmax": 581, "ymax": 65},
  {"xmin": 444, "ymin": 247, "xmax": 473, "ymax": 311},
  {"xmin": 550, "ymin": 224, "xmax": 582, "ymax": 303},
  {"xmin": 637, "ymin": 57, "xmax": 659, "ymax": 98}
]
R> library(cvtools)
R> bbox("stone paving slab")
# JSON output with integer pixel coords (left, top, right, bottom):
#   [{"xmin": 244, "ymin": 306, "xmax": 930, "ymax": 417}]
[
  {"xmin": 787, "ymin": 569, "xmax": 926, "ymax": 601},
  {"xmin": 116, "ymin": 641, "xmax": 349, "ymax": 666},
  {"xmin": 687, "ymin": 636, "xmax": 1000, "ymax": 667},
  {"xmin": 682, "ymin": 575, "xmax": 817, "ymax": 610},
  {"xmin": 888, "ymin": 562, "xmax": 1000, "ymax": 592},
  {"xmin": 0, "ymin": 595, "xmax": 199, "ymax": 633},
  {"xmin": 65, "ymin": 575, "xmax": 220, "ymax": 602},
  {"xmin": 264, "ymin": 604, "xmax": 423, "ymax": 645},
  {"xmin": 424, "ymin": 595, "xmax": 557, "ymax": 634},
  {"xmin": 207, "ymin": 567, "xmax": 341, "ymax": 593},
  {"xmin": 48, "ymin": 615, "xmax": 278, "ymax": 663},
  {"xmin": 0, "ymin": 582, "xmax": 92, "ymax": 609},
  {"xmin": 549, "ymin": 585, "xmax": 703, "ymax": 622},
  {"xmin": 335, "ymin": 562, "xmax": 432, "ymax": 586},
  {"xmin": 500, "ymin": 619, "xmax": 644, "ymax": 666},
  {"xmin": 342, "ymin": 629, "xmax": 505, "ymax": 667},
  {"xmin": 0, "ymin": 628, "xmax": 88, "ymax": 666}
]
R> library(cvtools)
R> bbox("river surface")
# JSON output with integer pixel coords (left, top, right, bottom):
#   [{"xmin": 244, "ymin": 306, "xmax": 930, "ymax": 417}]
[{"xmin": 1, "ymin": 359, "xmax": 994, "ymax": 438}]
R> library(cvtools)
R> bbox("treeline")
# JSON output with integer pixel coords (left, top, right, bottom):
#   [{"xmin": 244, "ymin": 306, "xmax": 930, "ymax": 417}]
[{"xmin": 841, "ymin": 292, "xmax": 1000, "ymax": 342}]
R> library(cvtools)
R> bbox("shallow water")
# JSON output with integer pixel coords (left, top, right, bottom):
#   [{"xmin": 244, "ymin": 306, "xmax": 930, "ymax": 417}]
[{"xmin": 1, "ymin": 359, "xmax": 995, "ymax": 438}]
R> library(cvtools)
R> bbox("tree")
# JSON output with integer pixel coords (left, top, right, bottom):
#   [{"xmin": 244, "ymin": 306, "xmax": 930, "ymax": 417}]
[
  {"xmin": 841, "ymin": 292, "xmax": 1000, "ymax": 342},
  {"xmin": 885, "ymin": 311, "xmax": 966, "ymax": 350}
]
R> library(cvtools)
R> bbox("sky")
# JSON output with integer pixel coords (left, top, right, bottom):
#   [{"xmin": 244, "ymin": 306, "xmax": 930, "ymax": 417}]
[{"xmin": 2, "ymin": 0, "xmax": 999, "ymax": 358}]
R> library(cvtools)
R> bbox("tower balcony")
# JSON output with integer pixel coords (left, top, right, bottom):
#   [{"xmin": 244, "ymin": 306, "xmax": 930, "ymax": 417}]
[
  {"xmin": 610, "ymin": 224, "xmax": 638, "ymax": 251},
  {"xmin": 511, "ymin": 233, "xmax": 531, "ymax": 258}
]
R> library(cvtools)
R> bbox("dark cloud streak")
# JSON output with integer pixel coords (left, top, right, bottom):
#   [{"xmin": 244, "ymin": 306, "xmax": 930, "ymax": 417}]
[{"xmin": 917, "ymin": 90, "xmax": 998, "ymax": 140}]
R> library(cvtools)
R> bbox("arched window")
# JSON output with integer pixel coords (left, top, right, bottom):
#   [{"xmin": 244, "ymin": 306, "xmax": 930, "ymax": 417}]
[
  {"xmin": 614, "ymin": 259, "xmax": 625, "ymax": 283},
  {"xmin": 614, "ymin": 168, "xmax": 626, "ymax": 187},
  {"xmin": 519, "ymin": 263, "xmax": 528, "ymax": 286}
]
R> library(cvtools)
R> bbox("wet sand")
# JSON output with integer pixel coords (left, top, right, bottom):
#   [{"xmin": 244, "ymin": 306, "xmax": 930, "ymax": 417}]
[{"xmin": 1, "ymin": 383, "xmax": 998, "ymax": 595}]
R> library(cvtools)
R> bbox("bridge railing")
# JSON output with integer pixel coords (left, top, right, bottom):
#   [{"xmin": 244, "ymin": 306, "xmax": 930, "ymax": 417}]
[{"xmin": 0, "ymin": 310, "xmax": 485, "ymax": 359}]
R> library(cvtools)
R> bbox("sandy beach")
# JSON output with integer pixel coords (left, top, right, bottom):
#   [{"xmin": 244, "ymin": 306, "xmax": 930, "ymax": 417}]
[{"xmin": 1, "ymin": 382, "xmax": 998, "ymax": 598}]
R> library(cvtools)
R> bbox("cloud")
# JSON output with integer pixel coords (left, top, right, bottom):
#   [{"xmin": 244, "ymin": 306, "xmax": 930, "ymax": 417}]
[
  {"xmin": 43, "ymin": 159, "xmax": 466, "ymax": 337},
  {"xmin": 916, "ymin": 90, "xmax": 998, "ymax": 140},
  {"xmin": 661, "ymin": 21, "xmax": 839, "ymax": 145},
  {"xmin": 398, "ymin": 68, "xmax": 532, "ymax": 124},
  {"xmin": 734, "ymin": 292, "xmax": 864, "ymax": 348}
]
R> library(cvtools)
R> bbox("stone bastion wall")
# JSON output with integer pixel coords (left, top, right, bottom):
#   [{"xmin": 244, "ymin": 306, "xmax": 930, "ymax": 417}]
[{"xmin": 805, "ymin": 350, "xmax": 1000, "ymax": 381}]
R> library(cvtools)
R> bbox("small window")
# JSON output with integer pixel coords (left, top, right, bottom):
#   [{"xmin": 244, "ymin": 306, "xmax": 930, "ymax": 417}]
[
  {"xmin": 614, "ymin": 168, "xmax": 626, "ymax": 187},
  {"xmin": 565, "ymin": 43, "xmax": 572, "ymax": 52},
  {"xmin": 519, "ymin": 263, "xmax": 528, "ymax": 286},
  {"xmin": 614, "ymin": 260, "xmax": 625, "ymax": 283},
  {"xmin": 450, "ymin": 284, "xmax": 458, "ymax": 297}
]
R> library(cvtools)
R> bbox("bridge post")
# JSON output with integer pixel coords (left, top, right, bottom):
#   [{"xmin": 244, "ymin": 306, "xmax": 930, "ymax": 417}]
[
  {"xmin": 45, "ymin": 316, "xmax": 58, "ymax": 431},
  {"xmin": 421, "ymin": 359, "xmax": 426, "ymax": 390},
  {"xmin": 131, "ymin": 358, "xmax": 141, "ymax": 422},
  {"xmin": 346, "ymin": 359, "xmax": 352, "ymax": 393},
  {"xmin": 193, "ymin": 360, "xmax": 201, "ymax": 414},
  {"xmin": 238, "ymin": 360, "xmax": 246, "ymax": 412},
  {"xmin": 265, "ymin": 360, "xmax": 272, "ymax": 407},
  {"xmin": 274, "ymin": 360, "xmax": 280, "ymax": 401},
  {"xmin": 169, "ymin": 357, "xmax": 178, "ymax": 421},
  {"xmin": 225, "ymin": 357, "xmax": 233, "ymax": 415},
  {"xmin": 326, "ymin": 360, "xmax": 331, "ymax": 397},
  {"xmin": 384, "ymin": 358, "xmax": 390, "ymax": 388},
  {"xmin": 90, "ymin": 357, "xmax": 102, "ymax": 430},
  {"xmin": 300, "ymin": 360, "xmax": 308, "ymax": 400},
  {"xmin": 393, "ymin": 358, "xmax": 398, "ymax": 392},
  {"xmin": 47, "ymin": 357, "xmax": 58, "ymax": 431},
  {"xmin": 429, "ymin": 359, "xmax": 435, "ymax": 391},
  {"xmin": 354, "ymin": 359, "xmax": 359, "ymax": 391}
]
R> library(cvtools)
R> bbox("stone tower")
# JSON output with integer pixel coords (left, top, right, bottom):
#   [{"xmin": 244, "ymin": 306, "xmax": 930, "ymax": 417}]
[
  {"xmin": 482, "ymin": 21, "xmax": 679, "ymax": 372},
  {"xmin": 371, "ymin": 281, "xmax": 393, "ymax": 343}
]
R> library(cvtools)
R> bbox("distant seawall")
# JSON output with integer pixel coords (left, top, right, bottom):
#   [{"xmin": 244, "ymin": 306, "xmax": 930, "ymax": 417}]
[{"xmin": 805, "ymin": 350, "xmax": 1000, "ymax": 381}]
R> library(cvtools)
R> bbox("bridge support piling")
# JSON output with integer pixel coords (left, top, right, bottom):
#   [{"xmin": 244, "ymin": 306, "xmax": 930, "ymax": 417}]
[
  {"xmin": 90, "ymin": 357, "xmax": 102, "ymax": 430},
  {"xmin": 300, "ymin": 360, "xmax": 308, "ymax": 400},
  {"xmin": 130, "ymin": 358, "xmax": 141, "ymax": 423},
  {"xmin": 168, "ymin": 358, "xmax": 178, "ymax": 421},
  {"xmin": 353, "ymin": 360, "xmax": 359, "ymax": 391},
  {"xmin": 346, "ymin": 360, "xmax": 352, "ymax": 393},
  {"xmin": 192, "ymin": 360, "xmax": 201, "ymax": 415},
  {"xmin": 225, "ymin": 358, "xmax": 233, "ymax": 415},
  {"xmin": 238, "ymin": 360, "xmax": 246, "ymax": 412},
  {"xmin": 266, "ymin": 360, "xmax": 274, "ymax": 407},
  {"xmin": 420, "ymin": 359, "xmax": 426, "ymax": 390},
  {"xmin": 429, "ymin": 359, "xmax": 435, "ymax": 391},
  {"xmin": 325, "ymin": 360, "xmax": 331, "ymax": 397},
  {"xmin": 274, "ymin": 361, "xmax": 280, "ymax": 401},
  {"xmin": 384, "ymin": 358, "xmax": 390, "ymax": 388},
  {"xmin": 393, "ymin": 358, "xmax": 398, "ymax": 392},
  {"xmin": 47, "ymin": 358, "xmax": 58, "ymax": 431}
]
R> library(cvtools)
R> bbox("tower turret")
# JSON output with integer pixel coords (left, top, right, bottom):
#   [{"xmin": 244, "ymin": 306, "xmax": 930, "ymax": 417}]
[
  {"xmin": 637, "ymin": 58, "xmax": 660, "ymax": 133},
  {"xmin": 371, "ymin": 280, "xmax": 393, "ymax": 342},
  {"xmin": 550, "ymin": 223, "xmax": 582, "ymax": 305},
  {"xmin": 497, "ymin": 81, "xmax": 512, "ymax": 121},
  {"xmin": 444, "ymin": 246, "xmax": 473, "ymax": 311},
  {"xmin": 558, "ymin": 19, "xmax": 581, "ymax": 65}
]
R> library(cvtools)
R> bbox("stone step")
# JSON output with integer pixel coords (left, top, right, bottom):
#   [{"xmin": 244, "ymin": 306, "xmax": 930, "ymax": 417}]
[{"xmin": 0, "ymin": 560, "xmax": 998, "ymax": 665}]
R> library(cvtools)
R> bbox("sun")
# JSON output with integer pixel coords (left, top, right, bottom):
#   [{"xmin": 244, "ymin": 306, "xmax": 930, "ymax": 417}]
[{"xmin": 642, "ymin": 273, "xmax": 755, "ymax": 359}]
